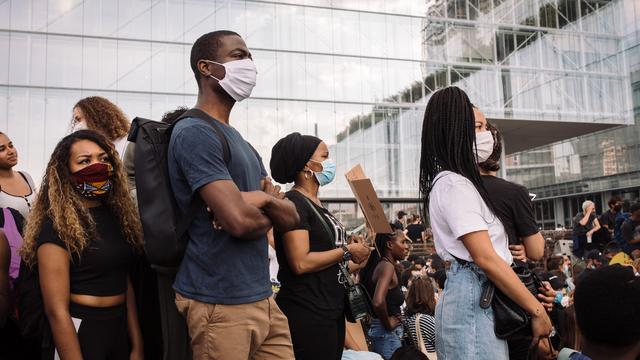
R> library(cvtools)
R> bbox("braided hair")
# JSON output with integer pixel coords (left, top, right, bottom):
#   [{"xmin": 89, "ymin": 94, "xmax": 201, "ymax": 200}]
[
  {"xmin": 359, "ymin": 231, "xmax": 404, "ymax": 290},
  {"xmin": 418, "ymin": 86, "xmax": 505, "ymax": 225}
]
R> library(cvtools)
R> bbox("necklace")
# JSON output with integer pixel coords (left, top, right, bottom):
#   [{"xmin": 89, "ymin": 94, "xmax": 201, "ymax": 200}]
[{"xmin": 292, "ymin": 185, "xmax": 320, "ymax": 205}]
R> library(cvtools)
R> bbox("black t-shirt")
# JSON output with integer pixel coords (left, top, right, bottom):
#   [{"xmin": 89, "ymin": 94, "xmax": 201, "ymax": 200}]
[
  {"xmin": 36, "ymin": 206, "xmax": 135, "ymax": 296},
  {"xmin": 573, "ymin": 212, "xmax": 597, "ymax": 236},
  {"xmin": 599, "ymin": 210, "xmax": 617, "ymax": 231},
  {"xmin": 274, "ymin": 190, "xmax": 346, "ymax": 319},
  {"xmin": 406, "ymin": 223, "xmax": 425, "ymax": 242},
  {"xmin": 481, "ymin": 176, "xmax": 539, "ymax": 245}
]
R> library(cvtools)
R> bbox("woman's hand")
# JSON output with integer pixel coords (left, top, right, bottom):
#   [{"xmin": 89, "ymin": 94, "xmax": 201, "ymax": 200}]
[
  {"xmin": 537, "ymin": 282, "xmax": 556, "ymax": 313},
  {"xmin": 348, "ymin": 243, "xmax": 372, "ymax": 264},
  {"xmin": 508, "ymin": 244, "xmax": 527, "ymax": 262},
  {"xmin": 386, "ymin": 315, "xmax": 401, "ymax": 331},
  {"xmin": 130, "ymin": 347, "xmax": 144, "ymax": 360},
  {"xmin": 530, "ymin": 306, "xmax": 553, "ymax": 346}
]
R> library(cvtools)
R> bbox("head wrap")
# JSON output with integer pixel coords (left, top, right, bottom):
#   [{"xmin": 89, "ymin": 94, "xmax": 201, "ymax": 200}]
[{"xmin": 270, "ymin": 132, "xmax": 322, "ymax": 184}]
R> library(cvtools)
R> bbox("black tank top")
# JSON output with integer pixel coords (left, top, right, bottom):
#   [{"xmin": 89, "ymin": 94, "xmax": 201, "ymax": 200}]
[
  {"xmin": 366, "ymin": 258, "xmax": 405, "ymax": 317},
  {"xmin": 385, "ymin": 270, "xmax": 404, "ymax": 316}
]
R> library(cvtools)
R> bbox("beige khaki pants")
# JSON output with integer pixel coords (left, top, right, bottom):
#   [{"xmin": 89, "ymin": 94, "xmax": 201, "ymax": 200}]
[{"xmin": 175, "ymin": 293, "xmax": 294, "ymax": 360}]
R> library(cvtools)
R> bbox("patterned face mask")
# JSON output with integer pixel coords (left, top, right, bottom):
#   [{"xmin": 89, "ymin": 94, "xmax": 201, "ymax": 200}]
[{"xmin": 72, "ymin": 163, "xmax": 114, "ymax": 200}]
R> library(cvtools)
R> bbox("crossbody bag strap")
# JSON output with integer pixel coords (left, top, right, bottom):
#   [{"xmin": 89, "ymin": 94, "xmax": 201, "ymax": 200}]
[
  {"xmin": 300, "ymin": 195, "xmax": 335, "ymax": 248},
  {"xmin": 415, "ymin": 314, "xmax": 427, "ymax": 354},
  {"xmin": 300, "ymin": 195, "xmax": 353, "ymax": 284}
]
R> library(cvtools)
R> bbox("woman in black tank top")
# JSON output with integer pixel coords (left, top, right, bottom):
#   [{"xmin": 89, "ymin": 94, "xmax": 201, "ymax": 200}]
[{"xmin": 360, "ymin": 231, "xmax": 410, "ymax": 359}]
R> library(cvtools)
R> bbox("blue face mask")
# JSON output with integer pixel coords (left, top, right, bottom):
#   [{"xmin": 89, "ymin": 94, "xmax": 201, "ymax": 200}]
[
  {"xmin": 313, "ymin": 159, "xmax": 336, "ymax": 187},
  {"xmin": 554, "ymin": 291, "xmax": 563, "ymax": 305}
]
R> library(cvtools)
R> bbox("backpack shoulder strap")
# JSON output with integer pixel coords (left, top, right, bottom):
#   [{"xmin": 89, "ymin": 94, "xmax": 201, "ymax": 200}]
[
  {"xmin": 173, "ymin": 108, "xmax": 231, "ymax": 165},
  {"xmin": 175, "ymin": 196, "xmax": 205, "ymax": 239},
  {"xmin": 172, "ymin": 108, "xmax": 231, "ymax": 239}
]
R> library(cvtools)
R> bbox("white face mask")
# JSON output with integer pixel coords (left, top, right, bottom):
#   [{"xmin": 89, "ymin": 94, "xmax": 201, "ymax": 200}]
[
  {"xmin": 71, "ymin": 121, "xmax": 88, "ymax": 133},
  {"xmin": 204, "ymin": 59, "xmax": 257, "ymax": 102},
  {"xmin": 475, "ymin": 131, "xmax": 494, "ymax": 163}
]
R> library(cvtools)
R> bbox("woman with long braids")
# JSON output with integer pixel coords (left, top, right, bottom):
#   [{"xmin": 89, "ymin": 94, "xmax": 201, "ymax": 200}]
[
  {"xmin": 360, "ymin": 231, "xmax": 410, "ymax": 359},
  {"xmin": 71, "ymin": 96, "xmax": 130, "ymax": 158},
  {"xmin": 21, "ymin": 130, "xmax": 144, "ymax": 359},
  {"xmin": 418, "ymin": 87, "xmax": 552, "ymax": 359}
]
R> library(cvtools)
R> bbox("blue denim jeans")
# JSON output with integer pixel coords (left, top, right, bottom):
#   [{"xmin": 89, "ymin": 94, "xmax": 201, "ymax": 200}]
[
  {"xmin": 341, "ymin": 349, "xmax": 383, "ymax": 360},
  {"xmin": 435, "ymin": 261, "xmax": 509, "ymax": 360},
  {"xmin": 367, "ymin": 319, "xmax": 403, "ymax": 360}
]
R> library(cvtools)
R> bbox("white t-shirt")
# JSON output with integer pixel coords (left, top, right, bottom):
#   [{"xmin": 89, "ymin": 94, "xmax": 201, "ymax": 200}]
[
  {"xmin": 429, "ymin": 171, "xmax": 512, "ymax": 264},
  {"xmin": 268, "ymin": 244, "xmax": 279, "ymax": 282},
  {"xmin": 0, "ymin": 171, "xmax": 36, "ymax": 219},
  {"xmin": 113, "ymin": 136, "xmax": 129, "ymax": 160}
]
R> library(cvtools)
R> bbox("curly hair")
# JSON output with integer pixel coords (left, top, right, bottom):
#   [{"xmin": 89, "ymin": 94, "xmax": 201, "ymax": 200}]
[
  {"xmin": 21, "ymin": 130, "xmax": 143, "ymax": 266},
  {"xmin": 73, "ymin": 96, "xmax": 130, "ymax": 141}
]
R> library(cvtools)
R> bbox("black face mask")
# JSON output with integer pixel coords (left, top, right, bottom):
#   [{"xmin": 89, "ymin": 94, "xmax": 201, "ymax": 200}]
[{"xmin": 614, "ymin": 205, "xmax": 622, "ymax": 212}]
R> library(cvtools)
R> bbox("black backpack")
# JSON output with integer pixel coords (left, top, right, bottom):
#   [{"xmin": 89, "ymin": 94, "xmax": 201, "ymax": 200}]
[
  {"xmin": 15, "ymin": 260, "xmax": 52, "ymax": 348},
  {"xmin": 127, "ymin": 108, "xmax": 230, "ymax": 267}
]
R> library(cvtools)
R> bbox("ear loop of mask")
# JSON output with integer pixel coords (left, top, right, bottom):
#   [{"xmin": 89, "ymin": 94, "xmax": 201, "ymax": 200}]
[
  {"xmin": 304, "ymin": 160, "xmax": 321, "ymax": 180},
  {"xmin": 202, "ymin": 60, "xmax": 223, "ymax": 81}
]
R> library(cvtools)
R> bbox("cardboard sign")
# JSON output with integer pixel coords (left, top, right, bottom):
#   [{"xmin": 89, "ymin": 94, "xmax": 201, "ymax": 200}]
[
  {"xmin": 345, "ymin": 165, "xmax": 393, "ymax": 234},
  {"xmin": 345, "ymin": 164, "xmax": 366, "ymax": 182}
]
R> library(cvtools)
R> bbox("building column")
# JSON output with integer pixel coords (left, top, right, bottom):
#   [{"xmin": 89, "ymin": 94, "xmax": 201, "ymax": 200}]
[
  {"xmin": 601, "ymin": 191, "xmax": 612, "ymax": 212},
  {"xmin": 554, "ymin": 198, "xmax": 565, "ymax": 228}
]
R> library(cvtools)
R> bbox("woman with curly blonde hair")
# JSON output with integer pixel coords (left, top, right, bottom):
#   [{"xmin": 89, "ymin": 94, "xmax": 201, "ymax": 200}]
[
  {"xmin": 71, "ymin": 96, "xmax": 130, "ymax": 157},
  {"xmin": 21, "ymin": 130, "xmax": 144, "ymax": 360}
]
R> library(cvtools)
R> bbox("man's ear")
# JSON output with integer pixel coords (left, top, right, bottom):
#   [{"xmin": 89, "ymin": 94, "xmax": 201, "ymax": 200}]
[{"xmin": 198, "ymin": 60, "xmax": 211, "ymax": 78}]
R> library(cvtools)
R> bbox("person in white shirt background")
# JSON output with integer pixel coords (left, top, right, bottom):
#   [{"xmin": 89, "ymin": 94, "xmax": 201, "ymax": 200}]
[
  {"xmin": 417, "ymin": 86, "xmax": 552, "ymax": 360},
  {"xmin": 71, "ymin": 96, "xmax": 130, "ymax": 158}
]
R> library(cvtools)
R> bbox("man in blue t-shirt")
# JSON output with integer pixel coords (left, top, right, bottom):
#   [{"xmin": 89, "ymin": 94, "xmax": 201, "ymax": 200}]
[{"xmin": 168, "ymin": 31, "xmax": 299, "ymax": 359}]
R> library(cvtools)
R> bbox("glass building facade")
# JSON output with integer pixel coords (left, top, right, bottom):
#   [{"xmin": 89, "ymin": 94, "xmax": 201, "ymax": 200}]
[
  {"xmin": 0, "ymin": 0, "xmax": 426, "ymax": 189},
  {"xmin": 331, "ymin": 0, "xmax": 639, "ymax": 228},
  {"xmin": 0, "ymin": 0, "xmax": 638, "ymax": 230},
  {"xmin": 504, "ymin": 0, "xmax": 640, "ymax": 228}
]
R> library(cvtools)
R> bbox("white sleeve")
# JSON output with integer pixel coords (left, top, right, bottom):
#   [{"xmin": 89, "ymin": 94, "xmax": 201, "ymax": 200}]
[{"xmin": 436, "ymin": 179, "xmax": 489, "ymax": 240}]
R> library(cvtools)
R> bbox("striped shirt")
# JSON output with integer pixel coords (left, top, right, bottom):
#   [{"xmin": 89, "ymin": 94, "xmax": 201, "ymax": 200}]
[{"xmin": 404, "ymin": 313, "xmax": 436, "ymax": 353}]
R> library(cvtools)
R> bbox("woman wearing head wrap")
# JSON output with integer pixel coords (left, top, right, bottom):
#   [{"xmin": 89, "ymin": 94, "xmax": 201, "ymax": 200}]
[{"xmin": 270, "ymin": 133, "xmax": 372, "ymax": 360}]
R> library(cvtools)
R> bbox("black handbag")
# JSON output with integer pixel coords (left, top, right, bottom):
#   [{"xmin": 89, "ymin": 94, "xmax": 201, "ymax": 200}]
[
  {"xmin": 338, "ymin": 260, "xmax": 374, "ymax": 323},
  {"xmin": 301, "ymin": 196, "xmax": 374, "ymax": 323},
  {"xmin": 479, "ymin": 265, "xmax": 544, "ymax": 340}
]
